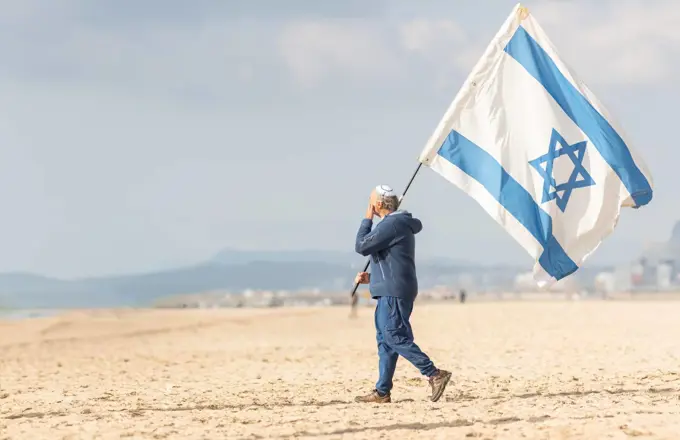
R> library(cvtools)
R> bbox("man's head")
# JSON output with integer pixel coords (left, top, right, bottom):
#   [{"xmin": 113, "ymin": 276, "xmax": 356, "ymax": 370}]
[{"xmin": 370, "ymin": 185, "xmax": 400, "ymax": 218}]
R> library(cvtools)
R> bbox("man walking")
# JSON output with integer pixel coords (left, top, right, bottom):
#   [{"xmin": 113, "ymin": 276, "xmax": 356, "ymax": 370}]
[{"xmin": 354, "ymin": 184, "xmax": 451, "ymax": 403}]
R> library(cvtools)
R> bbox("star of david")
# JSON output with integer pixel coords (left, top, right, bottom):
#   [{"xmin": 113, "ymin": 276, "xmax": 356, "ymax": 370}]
[{"xmin": 528, "ymin": 128, "xmax": 596, "ymax": 212}]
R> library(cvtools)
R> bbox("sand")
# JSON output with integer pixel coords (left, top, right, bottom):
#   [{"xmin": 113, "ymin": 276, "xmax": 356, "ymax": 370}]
[{"xmin": 1, "ymin": 301, "xmax": 680, "ymax": 439}]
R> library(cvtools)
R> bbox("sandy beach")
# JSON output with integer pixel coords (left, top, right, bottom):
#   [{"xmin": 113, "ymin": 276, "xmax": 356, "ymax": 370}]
[{"xmin": 1, "ymin": 301, "xmax": 680, "ymax": 439}]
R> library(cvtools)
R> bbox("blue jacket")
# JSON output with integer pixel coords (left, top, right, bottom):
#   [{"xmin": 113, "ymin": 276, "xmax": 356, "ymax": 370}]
[{"xmin": 355, "ymin": 210, "xmax": 423, "ymax": 301}]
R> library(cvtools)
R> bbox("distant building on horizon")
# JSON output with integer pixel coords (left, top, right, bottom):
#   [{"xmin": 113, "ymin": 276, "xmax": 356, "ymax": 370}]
[{"xmin": 596, "ymin": 221, "xmax": 680, "ymax": 293}]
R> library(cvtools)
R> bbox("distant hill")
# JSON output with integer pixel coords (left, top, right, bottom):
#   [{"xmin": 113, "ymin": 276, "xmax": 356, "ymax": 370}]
[
  {"xmin": 0, "ymin": 249, "xmax": 484, "ymax": 309},
  {"xmin": 210, "ymin": 248, "xmax": 468, "ymax": 266},
  {"xmin": 0, "ymin": 247, "xmax": 619, "ymax": 309},
  {"xmin": 211, "ymin": 248, "xmax": 359, "ymax": 265}
]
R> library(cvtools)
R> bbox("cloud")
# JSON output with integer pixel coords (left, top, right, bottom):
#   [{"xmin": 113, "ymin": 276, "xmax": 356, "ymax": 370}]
[
  {"xmin": 532, "ymin": 0, "xmax": 680, "ymax": 85},
  {"xmin": 397, "ymin": 18, "xmax": 475, "ymax": 89},
  {"xmin": 276, "ymin": 1, "xmax": 680, "ymax": 88},
  {"xmin": 0, "ymin": 15, "xmax": 272, "ymax": 99},
  {"xmin": 399, "ymin": 19, "xmax": 466, "ymax": 54},
  {"xmin": 277, "ymin": 17, "xmax": 474, "ymax": 87},
  {"xmin": 278, "ymin": 20, "xmax": 399, "ymax": 85},
  {"xmin": 0, "ymin": 0, "xmax": 290, "ymax": 101},
  {"xmin": 394, "ymin": 1, "xmax": 680, "ymax": 88},
  {"xmin": 3, "ymin": 0, "xmax": 679, "ymax": 93}
]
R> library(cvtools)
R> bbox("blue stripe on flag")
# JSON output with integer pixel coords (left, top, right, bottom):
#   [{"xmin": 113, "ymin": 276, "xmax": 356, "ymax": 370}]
[
  {"xmin": 437, "ymin": 130, "xmax": 578, "ymax": 281},
  {"xmin": 504, "ymin": 26, "xmax": 653, "ymax": 208}
]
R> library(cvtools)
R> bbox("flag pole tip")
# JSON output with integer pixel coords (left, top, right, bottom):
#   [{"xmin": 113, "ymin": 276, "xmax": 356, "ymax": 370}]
[{"xmin": 516, "ymin": 4, "xmax": 530, "ymax": 20}]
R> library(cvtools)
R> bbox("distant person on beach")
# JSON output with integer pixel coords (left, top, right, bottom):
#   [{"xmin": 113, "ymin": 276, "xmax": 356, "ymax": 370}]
[{"xmin": 353, "ymin": 185, "xmax": 451, "ymax": 403}]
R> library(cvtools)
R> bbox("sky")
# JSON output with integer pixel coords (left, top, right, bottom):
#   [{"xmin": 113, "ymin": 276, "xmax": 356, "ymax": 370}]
[{"xmin": 1, "ymin": 0, "xmax": 679, "ymax": 278}]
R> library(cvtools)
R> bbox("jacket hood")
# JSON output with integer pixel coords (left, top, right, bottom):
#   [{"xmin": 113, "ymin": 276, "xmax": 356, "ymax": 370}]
[{"xmin": 387, "ymin": 210, "xmax": 422, "ymax": 234}]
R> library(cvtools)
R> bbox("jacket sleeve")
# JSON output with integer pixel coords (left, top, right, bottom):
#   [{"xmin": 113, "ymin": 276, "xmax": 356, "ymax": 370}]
[{"xmin": 355, "ymin": 219, "xmax": 397, "ymax": 256}]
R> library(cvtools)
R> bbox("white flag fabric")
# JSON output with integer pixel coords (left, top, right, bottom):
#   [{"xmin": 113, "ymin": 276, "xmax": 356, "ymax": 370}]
[{"xmin": 418, "ymin": 3, "xmax": 653, "ymax": 286}]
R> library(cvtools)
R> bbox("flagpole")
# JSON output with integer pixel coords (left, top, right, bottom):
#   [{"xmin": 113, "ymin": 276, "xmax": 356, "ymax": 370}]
[{"xmin": 350, "ymin": 162, "xmax": 424, "ymax": 314}]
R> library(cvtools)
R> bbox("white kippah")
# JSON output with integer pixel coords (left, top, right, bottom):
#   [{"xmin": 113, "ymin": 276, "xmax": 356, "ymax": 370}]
[{"xmin": 375, "ymin": 184, "xmax": 395, "ymax": 197}]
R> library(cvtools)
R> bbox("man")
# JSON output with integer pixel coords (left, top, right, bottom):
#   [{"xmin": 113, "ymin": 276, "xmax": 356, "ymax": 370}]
[{"xmin": 353, "ymin": 184, "xmax": 451, "ymax": 403}]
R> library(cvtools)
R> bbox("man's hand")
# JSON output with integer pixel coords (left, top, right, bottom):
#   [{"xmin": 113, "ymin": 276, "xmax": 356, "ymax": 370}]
[
  {"xmin": 355, "ymin": 272, "xmax": 370, "ymax": 284},
  {"xmin": 365, "ymin": 199, "xmax": 375, "ymax": 219}
]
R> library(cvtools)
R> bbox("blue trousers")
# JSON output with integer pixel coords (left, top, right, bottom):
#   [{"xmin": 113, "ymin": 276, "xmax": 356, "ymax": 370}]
[{"xmin": 374, "ymin": 296, "xmax": 437, "ymax": 395}]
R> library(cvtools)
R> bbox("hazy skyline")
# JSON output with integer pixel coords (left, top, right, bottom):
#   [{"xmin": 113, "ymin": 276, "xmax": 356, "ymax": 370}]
[{"xmin": 1, "ymin": 0, "xmax": 678, "ymax": 278}]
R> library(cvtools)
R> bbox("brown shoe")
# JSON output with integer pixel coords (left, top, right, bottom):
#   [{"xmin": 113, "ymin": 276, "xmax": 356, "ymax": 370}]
[
  {"xmin": 354, "ymin": 390, "xmax": 391, "ymax": 403},
  {"xmin": 428, "ymin": 370, "xmax": 452, "ymax": 402}
]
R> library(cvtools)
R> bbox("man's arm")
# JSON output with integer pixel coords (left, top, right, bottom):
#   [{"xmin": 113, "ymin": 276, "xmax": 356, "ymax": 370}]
[{"xmin": 355, "ymin": 219, "xmax": 397, "ymax": 256}]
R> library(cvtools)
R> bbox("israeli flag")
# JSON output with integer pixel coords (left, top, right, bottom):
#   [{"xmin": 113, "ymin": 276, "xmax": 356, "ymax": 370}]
[{"xmin": 418, "ymin": 4, "xmax": 653, "ymax": 286}]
